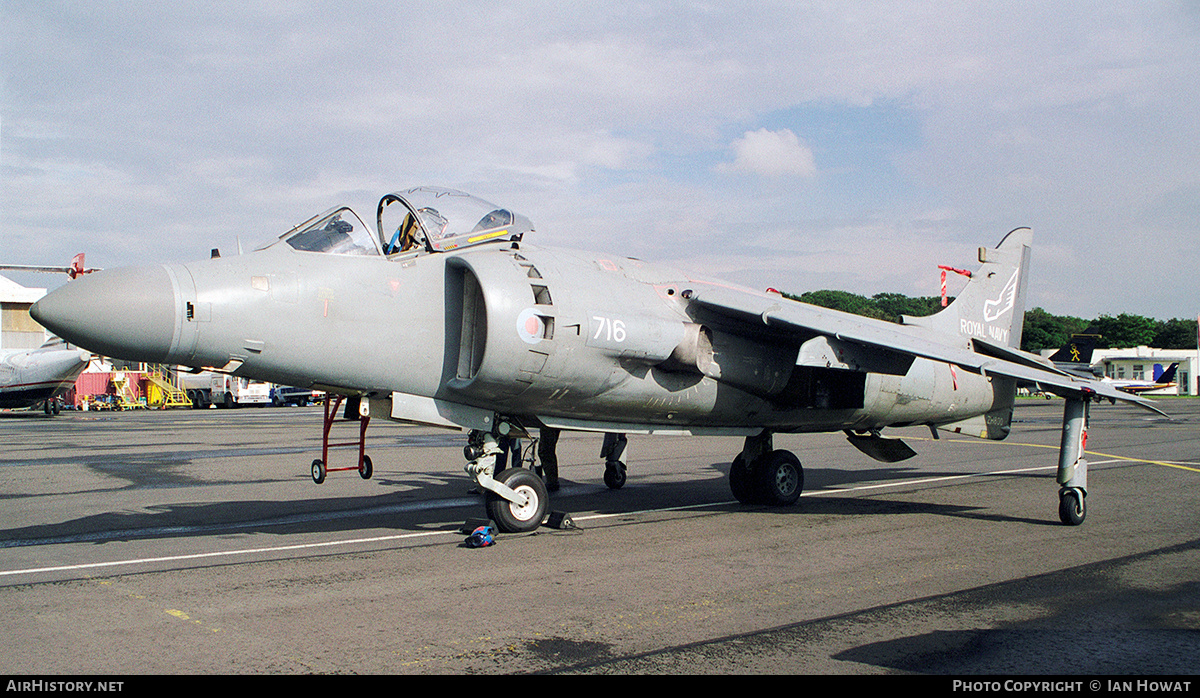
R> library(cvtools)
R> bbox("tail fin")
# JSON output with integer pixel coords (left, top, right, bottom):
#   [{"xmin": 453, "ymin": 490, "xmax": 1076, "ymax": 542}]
[
  {"xmin": 1048, "ymin": 328, "xmax": 1098, "ymax": 365},
  {"xmin": 903, "ymin": 227, "xmax": 1032, "ymax": 348},
  {"xmin": 1156, "ymin": 363, "xmax": 1179, "ymax": 384}
]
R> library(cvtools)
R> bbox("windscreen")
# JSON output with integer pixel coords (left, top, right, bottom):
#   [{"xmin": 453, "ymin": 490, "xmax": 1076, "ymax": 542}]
[{"xmin": 282, "ymin": 208, "xmax": 380, "ymax": 256}]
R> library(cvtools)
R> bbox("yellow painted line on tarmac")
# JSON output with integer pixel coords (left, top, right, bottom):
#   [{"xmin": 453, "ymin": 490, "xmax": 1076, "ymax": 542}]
[
  {"xmin": 910, "ymin": 435, "xmax": 1200, "ymax": 473},
  {"xmin": 1085, "ymin": 450, "xmax": 1200, "ymax": 474}
]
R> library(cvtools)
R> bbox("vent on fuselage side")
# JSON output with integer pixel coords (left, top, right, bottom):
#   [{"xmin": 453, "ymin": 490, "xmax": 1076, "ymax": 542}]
[{"xmin": 456, "ymin": 267, "xmax": 487, "ymax": 382}]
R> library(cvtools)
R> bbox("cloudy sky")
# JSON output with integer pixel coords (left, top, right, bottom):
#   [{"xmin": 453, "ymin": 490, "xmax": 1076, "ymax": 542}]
[{"xmin": 4, "ymin": 1, "xmax": 1199, "ymax": 320}]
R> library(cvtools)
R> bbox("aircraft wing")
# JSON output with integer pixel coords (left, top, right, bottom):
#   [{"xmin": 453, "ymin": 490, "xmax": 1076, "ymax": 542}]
[{"xmin": 687, "ymin": 286, "xmax": 1167, "ymax": 416}]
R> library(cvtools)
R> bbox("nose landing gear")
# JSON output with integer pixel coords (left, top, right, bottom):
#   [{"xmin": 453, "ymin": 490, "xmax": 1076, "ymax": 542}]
[{"xmin": 464, "ymin": 423, "xmax": 549, "ymax": 534}]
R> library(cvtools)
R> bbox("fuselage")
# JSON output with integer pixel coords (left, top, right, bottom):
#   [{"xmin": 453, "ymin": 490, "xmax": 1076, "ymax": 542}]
[{"xmin": 31, "ymin": 237, "xmax": 1009, "ymax": 435}]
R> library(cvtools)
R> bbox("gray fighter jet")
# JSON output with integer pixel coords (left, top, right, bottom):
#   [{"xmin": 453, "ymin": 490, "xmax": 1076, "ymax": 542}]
[{"xmin": 30, "ymin": 186, "xmax": 1161, "ymax": 531}]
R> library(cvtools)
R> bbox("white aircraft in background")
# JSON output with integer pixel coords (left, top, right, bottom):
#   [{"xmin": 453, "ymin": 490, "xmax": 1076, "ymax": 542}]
[
  {"xmin": 0, "ymin": 338, "xmax": 91, "ymax": 415},
  {"xmin": 0, "ymin": 255, "xmax": 98, "ymax": 414},
  {"xmin": 1106, "ymin": 363, "xmax": 1179, "ymax": 395}
]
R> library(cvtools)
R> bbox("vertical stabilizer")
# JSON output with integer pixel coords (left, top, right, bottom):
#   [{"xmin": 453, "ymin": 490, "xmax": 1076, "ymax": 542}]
[{"xmin": 905, "ymin": 228, "xmax": 1032, "ymax": 348}]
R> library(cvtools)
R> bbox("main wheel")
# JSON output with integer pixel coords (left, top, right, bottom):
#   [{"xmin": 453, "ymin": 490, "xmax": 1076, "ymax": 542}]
[
  {"xmin": 359, "ymin": 454, "xmax": 373, "ymax": 480},
  {"xmin": 1058, "ymin": 488, "xmax": 1085, "ymax": 525},
  {"xmin": 311, "ymin": 459, "xmax": 326, "ymax": 484},
  {"xmin": 756, "ymin": 450, "xmax": 804, "ymax": 505},
  {"xmin": 603, "ymin": 461, "xmax": 626, "ymax": 489},
  {"xmin": 729, "ymin": 453, "xmax": 759, "ymax": 504},
  {"xmin": 486, "ymin": 468, "xmax": 549, "ymax": 533}
]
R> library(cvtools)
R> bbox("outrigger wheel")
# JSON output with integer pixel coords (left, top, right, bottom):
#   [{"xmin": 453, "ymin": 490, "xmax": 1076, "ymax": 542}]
[
  {"xmin": 1058, "ymin": 487, "xmax": 1086, "ymax": 526},
  {"xmin": 311, "ymin": 459, "xmax": 326, "ymax": 484}
]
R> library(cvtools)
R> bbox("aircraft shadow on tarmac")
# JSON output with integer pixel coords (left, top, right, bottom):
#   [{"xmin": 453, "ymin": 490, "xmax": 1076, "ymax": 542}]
[
  {"xmin": 541, "ymin": 538, "xmax": 1200, "ymax": 675},
  {"xmin": 0, "ymin": 452, "xmax": 1064, "ymax": 549},
  {"xmin": 827, "ymin": 540, "xmax": 1200, "ymax": 674}
]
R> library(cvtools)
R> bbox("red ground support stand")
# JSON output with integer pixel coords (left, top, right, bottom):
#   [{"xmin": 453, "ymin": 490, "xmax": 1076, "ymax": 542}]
[{"xmin": 310, "ymin": 394, "xmax": 373, "ymax": 483}]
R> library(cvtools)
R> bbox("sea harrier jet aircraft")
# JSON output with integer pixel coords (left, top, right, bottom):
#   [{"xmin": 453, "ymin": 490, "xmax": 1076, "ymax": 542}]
[{"xmin": 30, "ymin": 187, "xmax": 1161, "ymax": 532}]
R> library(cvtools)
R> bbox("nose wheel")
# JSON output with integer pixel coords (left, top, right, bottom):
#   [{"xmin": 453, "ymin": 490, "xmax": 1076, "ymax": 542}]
[{"xmin": 485, "ymin": 468, "xmax": 550, "ymax": 533}]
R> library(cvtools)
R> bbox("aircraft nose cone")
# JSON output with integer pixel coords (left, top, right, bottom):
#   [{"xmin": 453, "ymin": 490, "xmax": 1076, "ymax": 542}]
[{"xmin": 30, "ymin": 266, "xmax": 178, "ymax": 364}]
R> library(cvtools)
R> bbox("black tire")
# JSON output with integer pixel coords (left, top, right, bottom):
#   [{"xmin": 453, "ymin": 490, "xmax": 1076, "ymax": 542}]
[
  {"xmin": 359, "ymin": 454, "xmax": 373, "ymax": 480},
  {"xmin": 311, "ymin": 459, "xmax": 326, "ymax": 484},
  {"xmin": 603, "ymin": 461, "xmax": 626, "ymax": 489},
  {"xmin": 729, "ymin": 453, "xmax": 759, "ymax": 504},
  {"xmin": 485, "ymin": 468, "xmax": 549, "ymax": 533},
  {"xmin": 1058, "ymin": 489, "xmax": 1085, "ymax": 526},
  {"xmin": 222, "ymin": 392, "xmax": 235, "ymax": 409},
  {"xmin": 756, "ymin": 450, "xmax": 804, "ymax": 505}
]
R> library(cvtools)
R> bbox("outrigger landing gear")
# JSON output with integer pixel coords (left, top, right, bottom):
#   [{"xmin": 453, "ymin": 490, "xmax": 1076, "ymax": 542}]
[
  {"xmin": 728, "ymin": 430, "xmax": 805, "ymax": 506},
  {"xmin": 1056, "ymin": 396, "xmax": 1090, "ymax": 525},
  {"xmin": 310, "ymin": 395, "xmax": 374, "ymax": 484},
  {"xmin": 463, "ymin": 422, "xmax": 549, "ymax": 534}
]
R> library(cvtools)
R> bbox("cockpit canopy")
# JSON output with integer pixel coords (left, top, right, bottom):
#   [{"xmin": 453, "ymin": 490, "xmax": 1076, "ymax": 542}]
[
  {"xmin": 270, "ymin": 187, "xmax": 533, "ymax": 258},
  {"xmin": 377, "ymin": 186, "xmax": 534, "ymax": 255}
]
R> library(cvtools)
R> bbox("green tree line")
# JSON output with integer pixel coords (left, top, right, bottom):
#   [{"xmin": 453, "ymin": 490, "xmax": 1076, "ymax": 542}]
[{"xmin": 785, "ymin": 290, "xmax": 1198, "ymax": 353}]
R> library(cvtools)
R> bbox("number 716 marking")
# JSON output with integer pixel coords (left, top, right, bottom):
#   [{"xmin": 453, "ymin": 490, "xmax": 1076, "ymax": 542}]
[{"xmin": 592, "ymin": 315, "xmax": 627, "ymax": 342}]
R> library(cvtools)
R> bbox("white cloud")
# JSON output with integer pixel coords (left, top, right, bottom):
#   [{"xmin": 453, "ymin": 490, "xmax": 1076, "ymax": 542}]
[
  {"xmin": 3, "ymin": 2, "xmax": 1200, "ymax": 318},
  {"xmin": 721, "ymin": 128, "xmax": 816, "ymax": 178}
]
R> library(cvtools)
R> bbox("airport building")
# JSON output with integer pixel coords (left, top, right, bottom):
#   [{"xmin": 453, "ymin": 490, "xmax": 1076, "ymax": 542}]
[
  {"xmin": 1091, "ymin": 346, "xmax": 1199, "ymax": 396},
  {"xmin": 0, "ymin": 275, "xmax": 49, "ymax": 351}
]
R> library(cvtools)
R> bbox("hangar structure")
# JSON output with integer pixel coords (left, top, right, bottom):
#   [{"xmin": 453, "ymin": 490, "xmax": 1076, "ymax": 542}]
[{"xmin": 0, "ymin": 275, "xmax": 50, "ymax": 351}]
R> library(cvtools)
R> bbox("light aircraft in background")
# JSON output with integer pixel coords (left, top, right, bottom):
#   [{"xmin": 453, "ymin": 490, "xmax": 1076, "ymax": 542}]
[
  {"xmin": 30, "ymin": 187, "xmax": 1163, "ymax": 530},
  {"xmin": 1107, "ymin": 363, "xmax": 1179, "ymax": 395}
]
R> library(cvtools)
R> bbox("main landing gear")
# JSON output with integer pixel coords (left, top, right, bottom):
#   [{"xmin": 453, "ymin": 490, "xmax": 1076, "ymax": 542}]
[{"xmin": 728, "ymin": 430, "xmax": 804, "ymax": 506}]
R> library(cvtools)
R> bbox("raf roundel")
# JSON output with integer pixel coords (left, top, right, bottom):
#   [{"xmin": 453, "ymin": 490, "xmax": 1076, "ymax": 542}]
[{"xmin": 516, "ymin": 308, "xmax": 545, "ymax": 345}]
